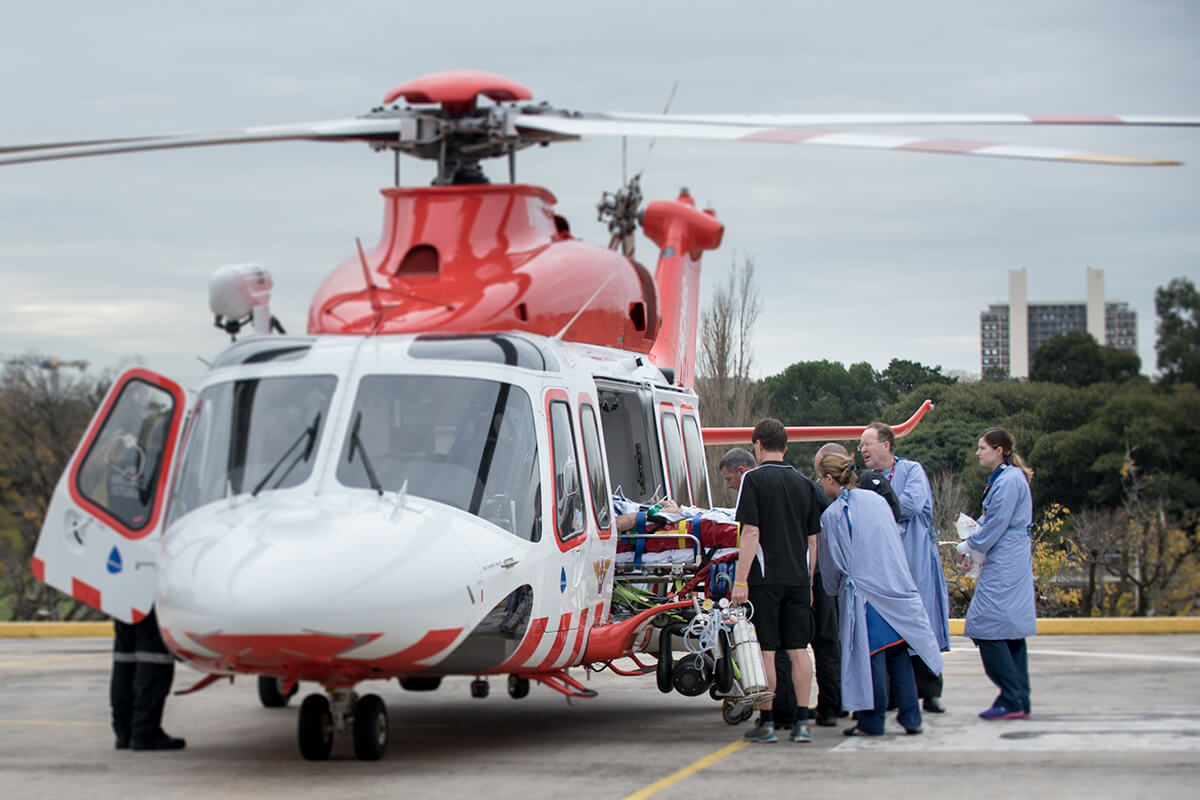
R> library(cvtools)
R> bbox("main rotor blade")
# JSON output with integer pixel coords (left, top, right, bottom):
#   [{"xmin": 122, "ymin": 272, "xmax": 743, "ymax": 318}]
[
  {"xmin": 0, "ymin": 118, "xmax": 405, "ymax": 166},
  {"xmin": 585, "ymin": 111, "xmax": 1200, "ymax": 128},
  {"xmin": 515, "ymin": 114, "xmax": 1187, "ymax": 165}
]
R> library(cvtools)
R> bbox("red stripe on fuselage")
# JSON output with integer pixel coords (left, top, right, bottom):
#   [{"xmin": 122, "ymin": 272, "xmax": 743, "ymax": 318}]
[
  {"xmin": 493, "ymin": 617, "xmax": 550, "ymax": 673},
  {"xmin": 561, "ymin": 609, "xmax": 591, "ymax": 667},
  {"xmin": 71, "ymin": 578, "xmax": 101, "ymax": 610},
  {"xmin": 369, "ymin": 628, "xmax": 464, "ymax": 672},
  {"xmin": 535, "ymin": 613, "xmax": 574, "ymax": 670}
]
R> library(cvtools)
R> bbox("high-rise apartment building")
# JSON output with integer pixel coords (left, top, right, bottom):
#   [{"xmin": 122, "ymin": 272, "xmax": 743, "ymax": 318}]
[{"xmin": 979, "ymin": 268, "xmax": 1136, "ymax": 378}]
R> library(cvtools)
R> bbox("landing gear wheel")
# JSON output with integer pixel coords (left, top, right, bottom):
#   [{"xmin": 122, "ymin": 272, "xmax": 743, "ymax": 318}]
[
  {"xmin": 352, "ymin": 694, "xmax": 388, "ymax": 761},
  {"xmin": 258, "ymin": 675, "xmax": 299, "ymax": 708},
  {"xmin": 722, "ymin": 698, "xmax": 754, "ymax": 726},
  {"xmin": 298, "ymin": 694, "xmax": 334, "ymax": 760},
  {"xmin": 470, "ymin": 678, "xmax": 490, "ymax": 698},
  {"xmin": 507, "ymin": 674, "xmax": 530, "ymax": 699}
]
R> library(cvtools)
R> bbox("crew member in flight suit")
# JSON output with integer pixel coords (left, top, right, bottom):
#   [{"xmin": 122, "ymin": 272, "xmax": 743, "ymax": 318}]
[{"xmin": 105, "ymin": 421, "xmax": 185, "ymax": 751}]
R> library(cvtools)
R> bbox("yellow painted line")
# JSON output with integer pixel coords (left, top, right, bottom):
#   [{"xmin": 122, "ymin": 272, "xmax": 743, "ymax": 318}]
[
  {"xmin": 621, "ymin": 739, "xmax": 747, "ymax": 800},
  {"xmin": 0, "ymin": 652, "xmax": 108, "ymax": 669},
  {"xmin": 949, "ymin": 618, "xmax": 1200, "ymax": 636},
  {"xmin": 0, "ymin": 622, "xmax": 113, "ymax": 637}
]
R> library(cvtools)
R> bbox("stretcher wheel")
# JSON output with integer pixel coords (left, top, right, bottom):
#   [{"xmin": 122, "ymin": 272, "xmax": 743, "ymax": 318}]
[{"xmin": 722, "ymin": 698, "xmax": 754, "ymax": 726}]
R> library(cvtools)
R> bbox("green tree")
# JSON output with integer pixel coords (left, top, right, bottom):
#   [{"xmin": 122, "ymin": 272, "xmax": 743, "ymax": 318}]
[
  {"xmin": 1155, "ymin": 277, "xmax": 1200, "ymax": 386},
  {"xmin": 880, "ymin": 358, "xmax": 956, "ymax": 398},
  {"xmin": 1030, "ymin": 331, "xmax": 1140, "ymax": 388},
  {"xmin": 0, "ymin": 360, "xmax": 110, "ymax": 620}
]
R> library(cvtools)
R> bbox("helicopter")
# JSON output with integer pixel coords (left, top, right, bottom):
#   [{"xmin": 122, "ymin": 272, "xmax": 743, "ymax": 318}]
[{"xmin": 10, "ymin": 70, "xmax": 1195, "ymax": 761}]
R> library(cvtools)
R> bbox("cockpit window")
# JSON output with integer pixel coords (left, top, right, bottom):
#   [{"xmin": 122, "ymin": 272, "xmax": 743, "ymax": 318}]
[
  {"xmin": 336, "ymin": 375, "xmax": 541, "ymax": 542},
  {"xmin": 166, "ymin": 375, "xmax": 336, "ymax": 526}
]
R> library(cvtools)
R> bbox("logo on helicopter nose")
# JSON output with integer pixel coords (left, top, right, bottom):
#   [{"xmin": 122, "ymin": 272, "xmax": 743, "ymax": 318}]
[
  {"xmin": 560, "ymin": 567, "xmax": 567, "ymax": 593},
  {"xmin": 106, "ymin": 546, "xmax": 123, "ymax": 574}
]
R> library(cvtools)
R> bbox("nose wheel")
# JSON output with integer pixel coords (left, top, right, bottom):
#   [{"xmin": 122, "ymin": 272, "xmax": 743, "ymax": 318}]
[{"xmin": 297, "ymin": 690, "xmax": 389, "ymax": 761}]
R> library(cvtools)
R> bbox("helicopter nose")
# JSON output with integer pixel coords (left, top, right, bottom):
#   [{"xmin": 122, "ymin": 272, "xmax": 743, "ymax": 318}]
[{"xmin": 156, "ymin": 496, "xmax": 485, "ymax": 664}]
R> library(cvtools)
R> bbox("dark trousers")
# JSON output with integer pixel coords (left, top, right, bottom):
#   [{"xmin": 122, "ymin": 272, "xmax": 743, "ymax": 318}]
[
  {"xmin": 912, "ymin": 653, "xmax": 944, "ymax": 700},
  {"xmin": 858, "ymin": 644, "xmax": 920, "ymax": 735},
  {"xmin": 111, "ymin": 610, "xmax": 176, "ymax": 741},
  {"xmin": 975, "ymin": 638, "xmax": 1031, "ymax": 713},
  {"xmin": 810, "ymin": 571, "xmax": 841, "ymax": 716}
]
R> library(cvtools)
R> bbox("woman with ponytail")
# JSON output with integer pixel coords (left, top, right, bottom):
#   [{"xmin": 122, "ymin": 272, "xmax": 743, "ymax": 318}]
[
  {"xmin": 815, "ymin": 453, "xmax": 942, "ymax": 737},
  {"xmin": 961, "ymin": 427, "xmax": 1036, "ymax": 720}
]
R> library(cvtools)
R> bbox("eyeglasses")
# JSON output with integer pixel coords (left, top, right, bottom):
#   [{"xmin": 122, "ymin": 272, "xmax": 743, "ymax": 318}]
[{"xmin": 858, "ymin": 441, "xmax": 877, "ymax": 452}]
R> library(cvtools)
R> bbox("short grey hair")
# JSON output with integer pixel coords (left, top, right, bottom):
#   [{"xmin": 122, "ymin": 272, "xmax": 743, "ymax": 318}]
[{"xmin": 718, "ymin": 447, "xmax": 756, "ymax": 472}]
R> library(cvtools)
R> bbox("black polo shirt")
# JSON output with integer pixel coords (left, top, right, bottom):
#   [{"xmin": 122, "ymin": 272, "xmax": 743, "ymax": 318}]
[{"xmin": 734, "ymin": 461, "xmax": 824, "ymax": 586}]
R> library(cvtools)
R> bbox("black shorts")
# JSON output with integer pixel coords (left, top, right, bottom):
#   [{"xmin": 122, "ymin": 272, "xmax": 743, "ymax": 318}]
[{"xmin": 748, "ymin": 584, "xmax": 813, "ymax": 652}]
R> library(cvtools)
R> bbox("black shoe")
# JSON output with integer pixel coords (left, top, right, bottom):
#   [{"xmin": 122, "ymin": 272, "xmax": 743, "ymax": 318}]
[
  {"xmin": 115, "ymin": 735, "xmax": 130, "ymax": 750},
  {"xmin": 923, "ymin": 697, "xmax": 946, "ymax": 713},
  {"xmin": 131, "ymin": 730, "xmax": 186, "ymax": 751},
  {"xmin": 815, "ymin": 714, "xmax": 838, "ymax": 727}
]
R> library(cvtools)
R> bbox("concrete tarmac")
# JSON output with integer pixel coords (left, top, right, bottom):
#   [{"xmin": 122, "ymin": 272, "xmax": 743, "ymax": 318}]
[{"xmin": 2, "ymin": 634, "xmax": 1199, "ymax": 799}]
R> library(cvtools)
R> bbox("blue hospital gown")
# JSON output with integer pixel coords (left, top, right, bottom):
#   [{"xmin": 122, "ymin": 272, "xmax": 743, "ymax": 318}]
[
  {"xmin": 963, "ymin": 464, "xmax": 1036, "ymax": 640},
  {"xmin": 818, "ymin": 488, "xmax": 944, "ymax": 711},
  {"xmin": 889, "ymin": 459, "xmax": 951, "ymax": 652}
]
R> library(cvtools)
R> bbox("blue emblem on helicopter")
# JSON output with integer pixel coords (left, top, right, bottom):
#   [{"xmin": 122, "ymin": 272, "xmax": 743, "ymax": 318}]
[
  {"xmin": 560, "ymin": 567, "xmax": 567, "ymax": 593},
  {"xmin": 107, "ymin": 546, "xmax": 123, "ymax": 574}
]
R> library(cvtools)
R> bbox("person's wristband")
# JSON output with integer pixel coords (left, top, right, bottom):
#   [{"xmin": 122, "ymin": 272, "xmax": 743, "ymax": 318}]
[{"xmin": 734, "ymin": 581, "xmax": 748, "ymax": 587}]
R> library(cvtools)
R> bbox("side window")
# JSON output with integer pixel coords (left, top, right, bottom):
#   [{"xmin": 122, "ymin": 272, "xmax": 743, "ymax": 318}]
[
  {"xmin": 549, "ymin": 401, "xmax": 585, "ymax": 541},
  {"xmin": 682, "ymin": 414, "xmax": 710, "ymax": 509},
  {"xmin": 660, "ymin": 409, "xmax": 691, "ymax": 505},
  {"xmin": 76, "ymin": 379, "xmax": 176, "ymax": 531},
  {"xmin": 580, "ymin": 404, "xmax": 612, "ymax": 532}
]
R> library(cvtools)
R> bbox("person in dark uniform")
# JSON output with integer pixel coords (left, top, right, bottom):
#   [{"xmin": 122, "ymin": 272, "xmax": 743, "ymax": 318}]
[
  {"xmin": 105, "ymin": 421, "xmax": 185, "ymax": 751},
  {"xmin": 730, "ymin": 419, "xmax": 824, "ymax": 744}
]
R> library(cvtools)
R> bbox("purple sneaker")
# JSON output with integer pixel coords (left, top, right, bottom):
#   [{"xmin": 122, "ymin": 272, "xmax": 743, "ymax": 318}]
[{"xmin": 979, "ymin": 706, "xmax": 1026, "ymax": 720}]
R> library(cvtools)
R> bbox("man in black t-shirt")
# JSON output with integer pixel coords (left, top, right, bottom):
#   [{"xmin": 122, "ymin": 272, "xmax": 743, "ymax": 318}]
[{"xmin": 731, "ymin": 418, "xmax": 824, "ymax": 744}]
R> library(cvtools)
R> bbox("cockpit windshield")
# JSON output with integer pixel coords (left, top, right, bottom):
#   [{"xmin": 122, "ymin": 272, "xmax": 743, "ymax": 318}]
[
  {"xmin": 166, "ymin": 375, "xmax": 336, "ymax": 526},
  {"xmin": 336, "ymin": 375, "xmax": 542, "ymax": 542}
]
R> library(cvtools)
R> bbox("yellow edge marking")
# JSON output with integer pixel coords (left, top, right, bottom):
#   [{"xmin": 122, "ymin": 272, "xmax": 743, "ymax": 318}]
[
  {"xmin": 949, "ymin": 617, "xmax": 1200, "ymax": 635},
  {"xmin": 622, "ymin": 740, "xmax": 748, "ymax": 800},
  {"xmin": 0, "ymin": 652, "xmax": 108, "ymax": 669},
  {"xmin": 0, "ymin": 622, "xmax": 113, "ymax": 638}
]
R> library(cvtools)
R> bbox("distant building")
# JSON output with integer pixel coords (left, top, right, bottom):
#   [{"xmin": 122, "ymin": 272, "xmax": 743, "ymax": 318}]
[{"xmin": 980, "ymin": 268, "xmax": 1137, "ymax": 378}]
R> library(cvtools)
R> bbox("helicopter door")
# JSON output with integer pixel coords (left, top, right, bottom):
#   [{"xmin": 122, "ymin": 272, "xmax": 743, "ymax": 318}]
[{"xmin": 31, "ymin": 368, "xmax": 187, "ymax": 623}]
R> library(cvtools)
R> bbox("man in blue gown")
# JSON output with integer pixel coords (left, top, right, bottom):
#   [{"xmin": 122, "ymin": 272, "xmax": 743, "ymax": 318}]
[{"xmin": 859, "ymin": 422, "xmax": 950, "ymax": 712}]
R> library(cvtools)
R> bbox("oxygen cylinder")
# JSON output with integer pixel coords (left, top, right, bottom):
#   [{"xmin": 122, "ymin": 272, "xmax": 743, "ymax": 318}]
[{"xmin": 728, "ymin": 608, "xmax": 768, "ymax": 695}]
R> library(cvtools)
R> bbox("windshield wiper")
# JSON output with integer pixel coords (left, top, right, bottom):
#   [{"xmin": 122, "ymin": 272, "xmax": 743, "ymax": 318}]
[
  {"xmin": 251, "ymin": 412, "xmax": 321, "ymax": 497},
  {"xmin": 347, "ymin": 410, "xmax": 383, "ymax": 496}
]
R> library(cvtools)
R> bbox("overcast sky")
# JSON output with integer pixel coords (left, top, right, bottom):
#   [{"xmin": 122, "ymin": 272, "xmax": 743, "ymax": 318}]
[{"xmin": 1, "ymin": 0, "xmax": 1197, "ymax": 394}]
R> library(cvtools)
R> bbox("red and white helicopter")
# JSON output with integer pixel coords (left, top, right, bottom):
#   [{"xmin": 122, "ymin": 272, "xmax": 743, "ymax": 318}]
[{"xmin": 8, "ymin": 71, "xmax": 1194, "ymax": 760}]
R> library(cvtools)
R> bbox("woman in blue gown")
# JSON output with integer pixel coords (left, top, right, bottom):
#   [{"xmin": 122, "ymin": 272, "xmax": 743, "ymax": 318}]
[
  {"xmin": 815, "ymin": 453, "xmax": 943, "ymax": 736},
  {"xmin": 960, "ymin": 427, "xmax": 1036, "ymax": 720}
]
